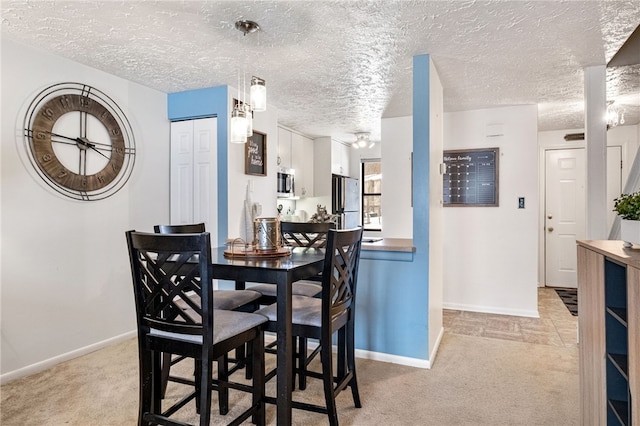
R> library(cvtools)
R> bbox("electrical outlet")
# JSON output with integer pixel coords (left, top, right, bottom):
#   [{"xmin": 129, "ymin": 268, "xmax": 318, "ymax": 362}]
[{"xmin": 518, "ymin": 197, "xmax": 525, "ymax": 209}]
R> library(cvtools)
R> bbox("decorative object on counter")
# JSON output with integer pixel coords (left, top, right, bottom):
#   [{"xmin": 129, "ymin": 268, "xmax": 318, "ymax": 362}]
[
  {"xmin": 230, "ymin": 19, "xmax": 267, "ymax": 144},
  {"xmin": 254, "ymin": 217, "xmax": 281, "ymax": 251},
  {"xmin": 295, "ymin": 209, "xmax": 308, "ymax": 222},
  {"xmin": 309, "ymin": 204, "xmax": 337, "ymax": 224},
  {"xmin": 224, "ymin": 238, "xmax": 290, "ymax": 259},
  {"xmin": 613, "ymin": 191, "xmax": 640, "ymax": 247},
  {"xmin": 245, "ymin": 130, "xmax": 266, "ymax": 176},
  {"xmin": 240, "ymin": 181, "xmax": 257, "ymax": 244}
]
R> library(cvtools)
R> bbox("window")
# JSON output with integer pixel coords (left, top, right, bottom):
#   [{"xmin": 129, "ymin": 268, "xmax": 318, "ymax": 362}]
[{"xmin": 362, "ymin": 160, "xmax": 382, "ymax": 231}]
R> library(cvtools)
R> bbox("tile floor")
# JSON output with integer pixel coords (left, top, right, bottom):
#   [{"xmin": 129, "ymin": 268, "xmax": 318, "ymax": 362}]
[{"xmin": 443, "ymin": 287, "xmax": 578, "ymax": 348}]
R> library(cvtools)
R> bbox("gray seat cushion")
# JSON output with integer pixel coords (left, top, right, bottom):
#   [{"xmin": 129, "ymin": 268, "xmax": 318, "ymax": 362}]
[
  {"xmin": 248, "ymin": 281, "xmax": 321, "ymax": 298},
  {"xmin": 255, "ymin": 295, "xmax": 347, "ymax": 328},
  {"xmin": 213, "ymin": 289, "xmax": 261, "ymax": 310},
  {"xmin": 176, "ymin": 290, "xmax": 260, "ymax": 311},
  {"xmin": 150, "ymin": 309, "xmax": 267, "ymax": 344}
]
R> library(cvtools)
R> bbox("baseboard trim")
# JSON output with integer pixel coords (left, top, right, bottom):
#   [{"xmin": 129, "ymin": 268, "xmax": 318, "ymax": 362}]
[
  {"xmin": 354, "ymin": 347, "xmax": 432, "ymax": 369},
  {"xmin": 3, "ymin": 329, "xmax": 435, "ymax": 384},
  {"xmin": 267, "ymin": 333, "xmax": 433, "ymax": 369},
  {"xmin": 444, "ymin": 302, "xmax": 539, "ymax": 318},
  {"xmin": 428, "ymin": 326, "xmax": 445, "ymax": 366},
  {"xmin": 1, "ymin": 330, "xmax": 136, "ymax": 385}
]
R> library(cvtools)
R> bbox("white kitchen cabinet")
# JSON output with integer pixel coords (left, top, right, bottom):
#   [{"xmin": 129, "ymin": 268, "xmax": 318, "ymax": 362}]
[
  {"xmin": 331, "ymin": 139, "xmax": 350, "ymax": 176},
  {"xmin": 314, "ymin": 136, "xmax": 352, "ymax": 196},
  {"xmin": 277, "ymin": 126, "xmax": 292, "ymax": 171},
  {"xmin": 292, "ymin": 132, "xmax": 314, "ymax": 197},
  {"xmin": 170, "ymin": 118, "xmax": 218, "ymax": 242},
  {"xmin": 278, "ymin": 126, "xmax": 314, "ymax": 198}
]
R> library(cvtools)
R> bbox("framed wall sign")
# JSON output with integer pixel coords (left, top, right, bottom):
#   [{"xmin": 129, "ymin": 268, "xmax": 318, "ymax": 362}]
[
  {"xmin": 245, "ymin": 130, "xmax": 267, "ymax": 176},
  {"xmin": 443, "ymin": 147, "xmax": 499, "ymax": 207}
]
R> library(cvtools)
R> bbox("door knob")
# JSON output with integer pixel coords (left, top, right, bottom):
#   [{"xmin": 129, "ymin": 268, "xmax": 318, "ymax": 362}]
[
  {"xmin": 548, "ymin": 227, "xmax": 554, "ymax": 232},
  {"xmin": 547, "ymin": 215, "xmax": 553, "ymax": 219}
]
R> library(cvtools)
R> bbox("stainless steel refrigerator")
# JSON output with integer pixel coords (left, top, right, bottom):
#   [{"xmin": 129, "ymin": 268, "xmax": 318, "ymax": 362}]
[{"xmin": 332, "ymin": 174, "xmax": 360, "ymax": 229}]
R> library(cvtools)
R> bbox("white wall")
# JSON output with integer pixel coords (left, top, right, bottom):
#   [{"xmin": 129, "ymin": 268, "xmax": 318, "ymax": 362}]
[
  {"xmin": 443, "ymin": 105, "xmax": 539, "ymax": 317},
  {"xmin": 381, "ymin": 116, "xmax": 413, "ymax": 238},
  {"xmin": 1, "ymin": 39, "xmax": 170, "ymax": 381},
  {"xmin": 226, "ymin": 89, "xmax": 279, "ymax": 240}
]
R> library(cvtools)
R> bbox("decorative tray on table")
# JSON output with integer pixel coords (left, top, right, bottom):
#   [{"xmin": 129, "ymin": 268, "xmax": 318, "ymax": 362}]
[{"xmin": 224, "ymin": 241, "xmax": 291, "ymax": 259}]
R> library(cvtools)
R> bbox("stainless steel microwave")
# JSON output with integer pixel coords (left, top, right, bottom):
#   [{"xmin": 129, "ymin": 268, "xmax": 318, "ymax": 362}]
[{"xmin": 277, "ymin": 172, "xmax": 295, "ymax": 196}]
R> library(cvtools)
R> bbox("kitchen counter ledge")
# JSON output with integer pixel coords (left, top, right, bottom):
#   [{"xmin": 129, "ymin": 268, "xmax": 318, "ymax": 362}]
[{"xmin": 361, "ymin": 238, "xmax": 415, "ymax": 252}]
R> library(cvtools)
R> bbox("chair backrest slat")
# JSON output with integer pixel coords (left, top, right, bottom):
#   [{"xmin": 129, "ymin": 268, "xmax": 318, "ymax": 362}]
[
  {"xmin": 126, "ymin": 230, "xmax": 212, "ymax": 341},
  {"xmin": 281, "ymin": 221, "xmax": 334, "ymax": 248},
  {"xmin": 154, "ymin": 223, "xmax": 206, "ymax": 234},
  {"xmin": 321, "ymin": 228, "xmax": 363, "ymax": 323}
]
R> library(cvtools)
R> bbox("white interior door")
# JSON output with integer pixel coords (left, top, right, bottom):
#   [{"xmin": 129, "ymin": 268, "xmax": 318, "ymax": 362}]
[
  {"xmin": 170, "ymin": 118, "xmax": 217, "ymax": 242},
  {"xmin": 545, "ymin": 149, "xmax": 586, "ymax": 288},
  {"xmin": 170, "ymin": 120, "xmax": 195, "ymax": 225}
]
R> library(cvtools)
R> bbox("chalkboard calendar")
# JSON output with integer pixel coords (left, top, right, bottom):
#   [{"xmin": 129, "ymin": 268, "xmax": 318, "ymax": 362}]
[{"xmin": 443, "ymin": 148, "xmax": 499, "ymax": 206}]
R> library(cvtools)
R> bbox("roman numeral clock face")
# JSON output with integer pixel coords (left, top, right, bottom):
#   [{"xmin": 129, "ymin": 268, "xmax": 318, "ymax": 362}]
[{"xmin": 23, "ymin": 83, "xmax": 136, "ymax": 201}]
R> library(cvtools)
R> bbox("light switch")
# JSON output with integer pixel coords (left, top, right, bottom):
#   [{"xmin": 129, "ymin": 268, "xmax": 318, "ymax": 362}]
[{"xmin": 518, "ymin": 197, "xmax": 525, "ymax": 209}]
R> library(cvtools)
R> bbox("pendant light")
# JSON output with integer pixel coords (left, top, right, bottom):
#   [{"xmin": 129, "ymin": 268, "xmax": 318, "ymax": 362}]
[
  {"xmin": 251, "ymin": 76, "xmax": 266, "ymax": 112},
  {"xmin": 607, "ymin": 100, "xmax": 625, "ymax": 129},
  {"xmin": 230, "ymin": 104, "xmax": 248, "ymax": 144},
  {"xmin": 230, "ymin": 20, "xmax": 266, "ymax": 144}
]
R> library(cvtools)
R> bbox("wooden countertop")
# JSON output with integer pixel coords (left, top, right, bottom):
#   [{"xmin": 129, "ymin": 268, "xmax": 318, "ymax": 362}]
[
  {"xmin": 577, "ymin": 240, "xmax": 640, "ymax": 270},
  {"xmin": 361, "ymin": 238, "xmax": 415, "ymax": 252}
]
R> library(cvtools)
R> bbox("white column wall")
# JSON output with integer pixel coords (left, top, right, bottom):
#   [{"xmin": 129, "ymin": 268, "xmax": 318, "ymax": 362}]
[{"xmin": 381, "ymin": 116, "xmax": 413, "ymax": 238}]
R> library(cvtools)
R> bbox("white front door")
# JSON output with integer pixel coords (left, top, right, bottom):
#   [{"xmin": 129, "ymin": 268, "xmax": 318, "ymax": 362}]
[{"xmin": 545, "ymin": 148, "xmax": 586, "ymax": 288}]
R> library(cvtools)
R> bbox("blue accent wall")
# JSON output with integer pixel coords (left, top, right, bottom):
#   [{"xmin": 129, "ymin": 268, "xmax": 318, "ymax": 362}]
[
  {"xmin": 353, "ymin": 54, "xmax": 432, "ymax": 360},
  {"xmin": 167, "ymin": 86, "xmax": 229, "ymax": 246}
]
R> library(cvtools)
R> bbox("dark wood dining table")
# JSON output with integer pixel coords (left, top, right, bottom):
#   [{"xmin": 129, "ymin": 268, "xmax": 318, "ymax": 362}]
[{"xmin": 209, "ymin": 246, "xmax": 325, "ymax": 425}]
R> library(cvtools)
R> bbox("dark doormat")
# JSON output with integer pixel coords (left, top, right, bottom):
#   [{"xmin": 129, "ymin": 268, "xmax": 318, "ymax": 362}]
[{"xmin": 554, "ymin": 287, "xmax": 578, "ymax": 316}]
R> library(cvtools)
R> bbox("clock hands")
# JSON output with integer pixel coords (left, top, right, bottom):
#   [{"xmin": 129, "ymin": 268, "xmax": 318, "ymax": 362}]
[
  {"xmin": 42, "ymin": 131, "xmax": 111, "ymax": 159},
  {"xmin": 75, "ymin": 137, "xmax": 110, "ymax": 160},
  {"xmin": 46, "ymin": 132, "xmax": 78, "ymax": 145}
]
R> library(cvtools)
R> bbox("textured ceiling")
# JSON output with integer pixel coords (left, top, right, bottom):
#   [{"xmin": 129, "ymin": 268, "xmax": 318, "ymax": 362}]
[{"xmin": 2, "ymin": 1, "xmax": 639, "ymax": 143}]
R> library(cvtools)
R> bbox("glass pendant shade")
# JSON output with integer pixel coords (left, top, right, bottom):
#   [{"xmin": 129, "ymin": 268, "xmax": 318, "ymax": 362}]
[
  {"xmin": 607, "ymin": 101, "xmax": 625, "ymax": 129},
  {"xmin": 244, "ymin": 103, "xmax": 253, "ymax": 137},
  {"xmin": 250, "ymin": 76, "xmax": 267, "ymax": 112},
  {"xmin": 230, "ymin": 106, "xmax": 248, "ymax": 144}
]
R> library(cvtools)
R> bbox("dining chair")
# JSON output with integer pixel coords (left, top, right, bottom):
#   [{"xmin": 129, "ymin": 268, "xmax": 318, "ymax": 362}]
[
  {"xmin": 154, "ymin": 223, "xmax": 262, "ymax": 393},
  {"xmin": 154, "ymin": 223, "xmax": 262, "ymax": 313},
  {"xmin": 247, "ymin": 221, "xmax": 335, "ymax": 305},
  {"xmin": 255, "ymin": 227, "xmax": 363, "ymax": 426},
  {"xmin": 126, "ymin": 230, "xmax": 266, "ymax": 426},
  {"xmin": 246, "ymin": 221, "xmax": 334, "ymax": 388}
]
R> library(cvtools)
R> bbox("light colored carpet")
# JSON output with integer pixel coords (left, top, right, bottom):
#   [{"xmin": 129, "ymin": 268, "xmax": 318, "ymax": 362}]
[{"xmin": 1, "ymin": 330, "xmax": 578, "ymax": 425}]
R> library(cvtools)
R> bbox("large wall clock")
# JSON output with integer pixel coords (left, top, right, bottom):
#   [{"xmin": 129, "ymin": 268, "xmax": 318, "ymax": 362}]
[{"xmin": 23, "ymin": 82, "xmax": 136, "ymax": 201}]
